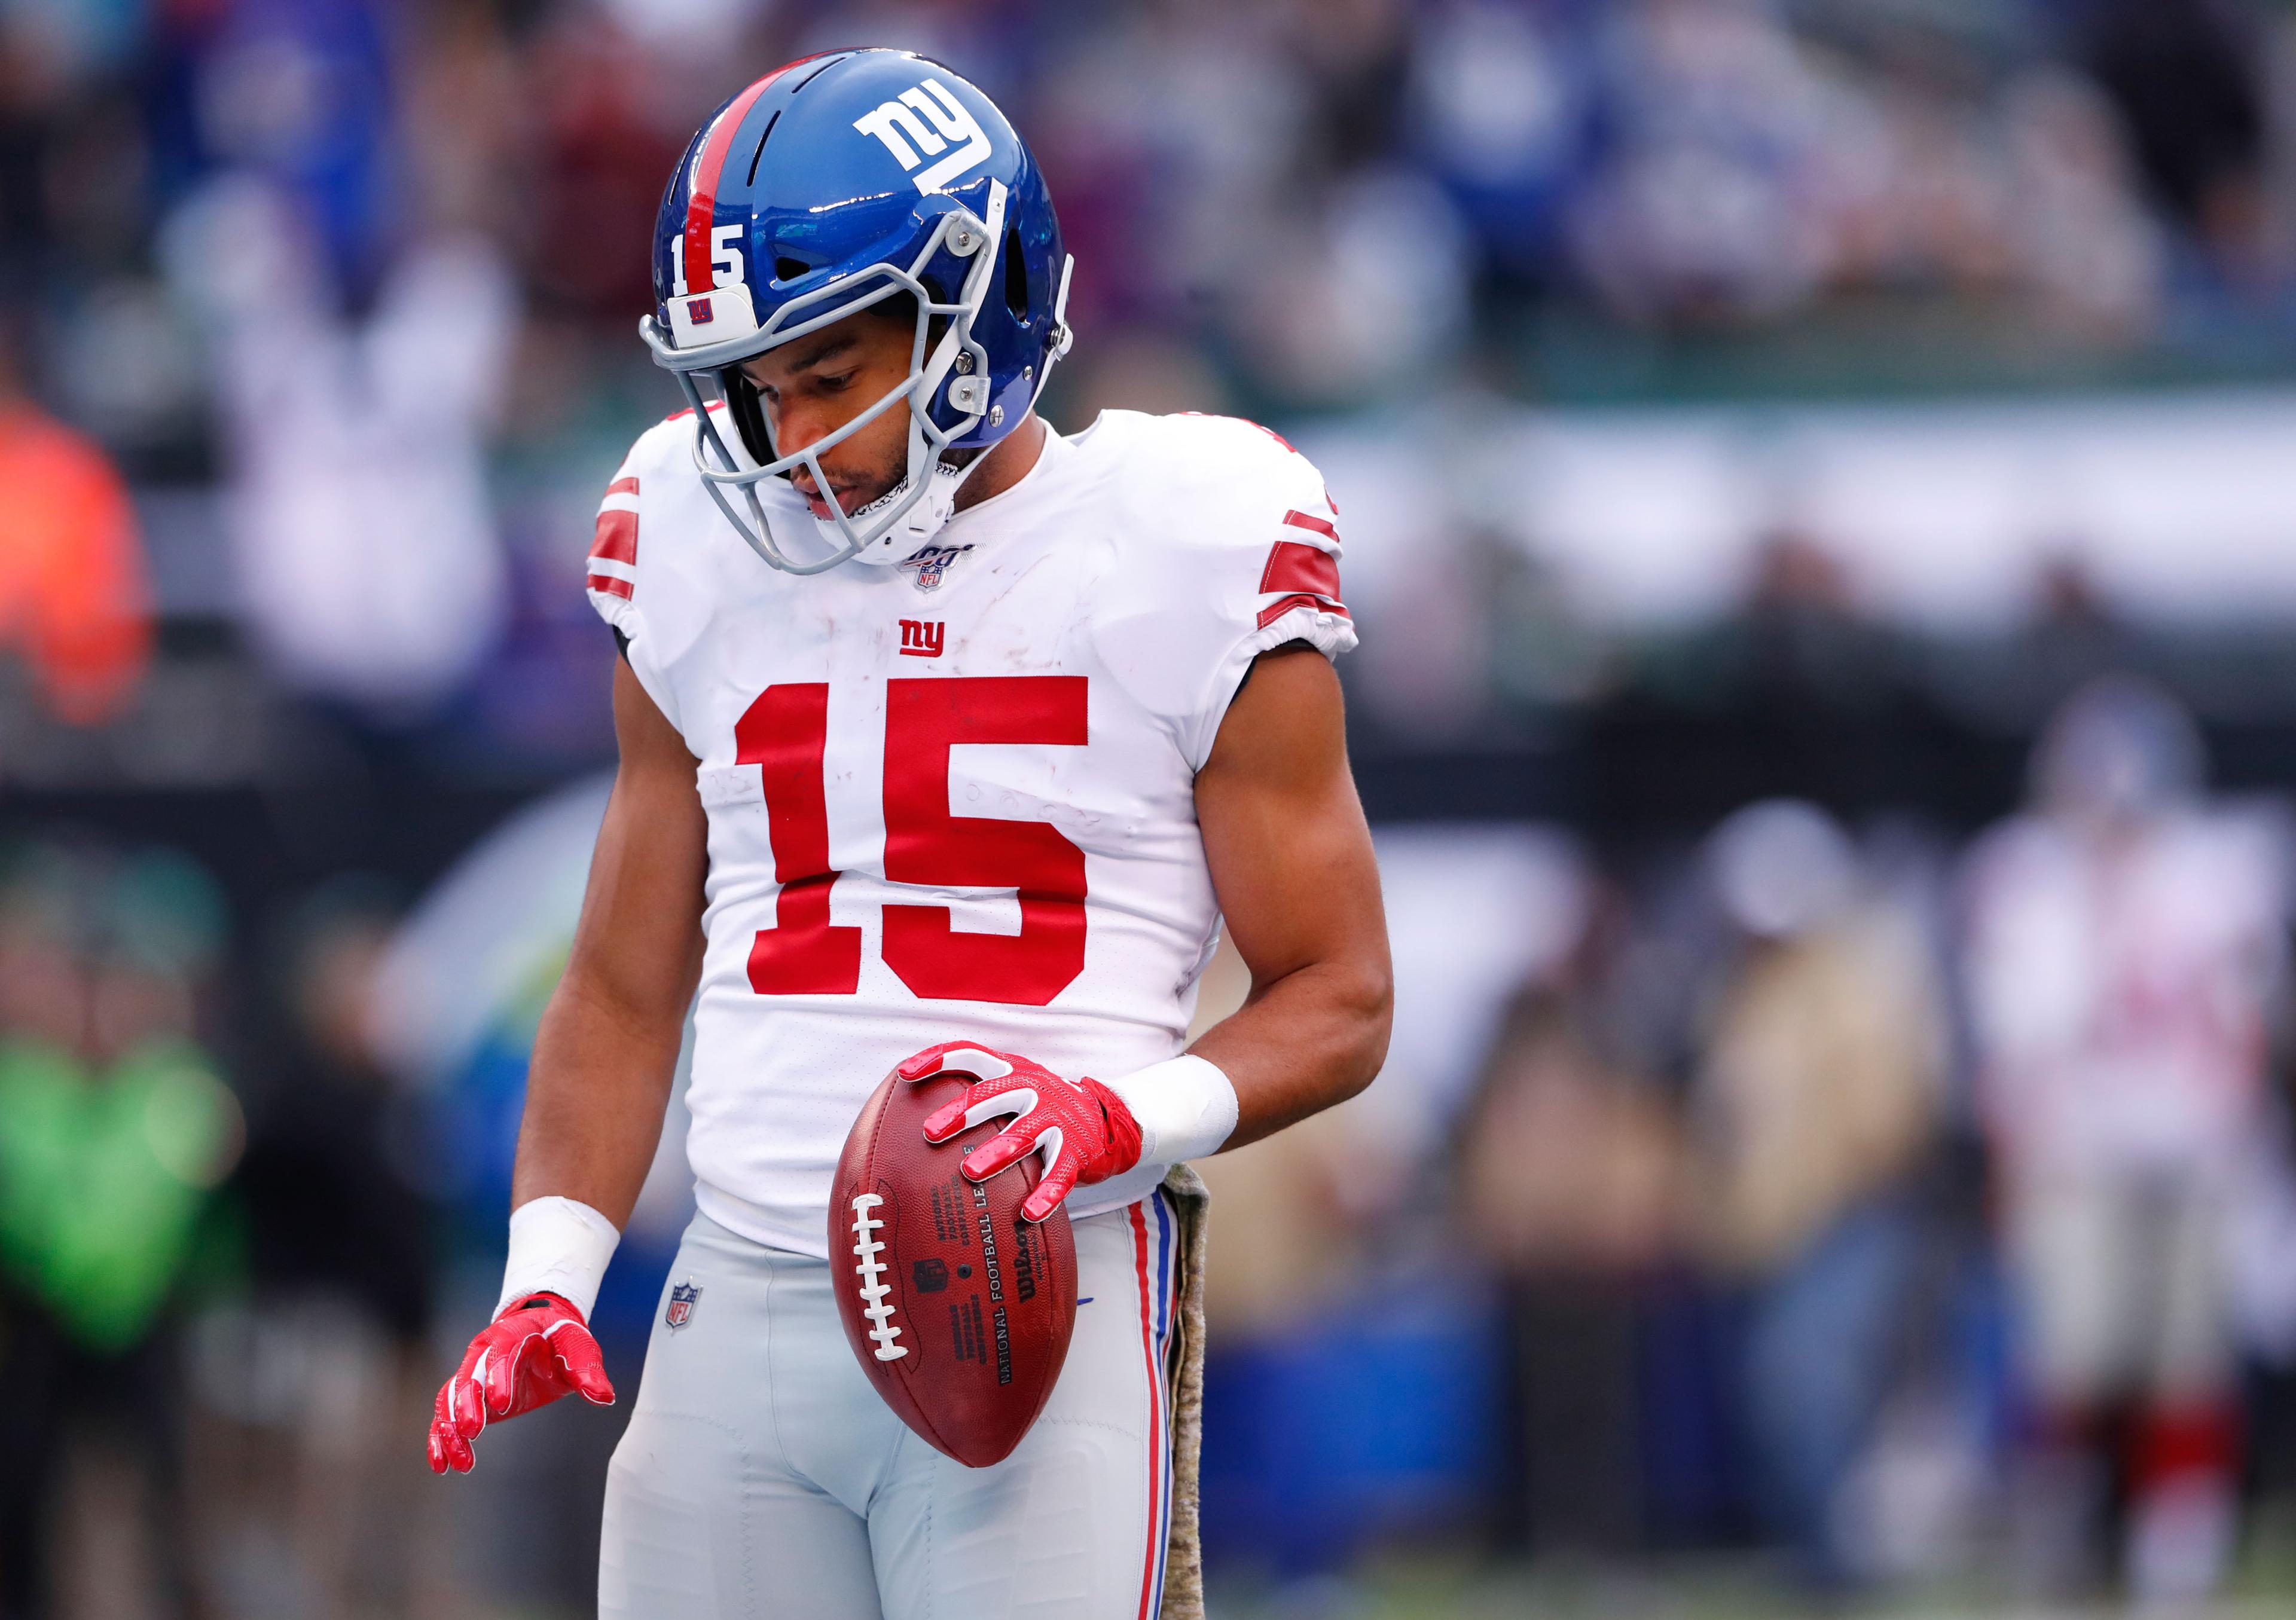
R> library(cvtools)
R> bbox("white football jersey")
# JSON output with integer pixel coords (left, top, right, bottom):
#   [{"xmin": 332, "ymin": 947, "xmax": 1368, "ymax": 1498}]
[
  {"xmin": 1962, "ymin": 807, "xmax": 2287, "ymax": 1171},
  {"xmin": 585, "ymin": 409, "xmax": 1355, "ymax": 1258}
]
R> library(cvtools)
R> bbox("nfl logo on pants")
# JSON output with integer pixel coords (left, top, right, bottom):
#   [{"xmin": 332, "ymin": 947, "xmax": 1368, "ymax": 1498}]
[{"xmin": 665, "ymin": 1280, "xmax": 701, "ymax": 1331}]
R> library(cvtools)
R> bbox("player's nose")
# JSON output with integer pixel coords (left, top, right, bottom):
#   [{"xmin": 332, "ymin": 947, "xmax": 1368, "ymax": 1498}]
[{"xmin": 767, "ymin": 398, "xmax": 835, "ymax": 461}]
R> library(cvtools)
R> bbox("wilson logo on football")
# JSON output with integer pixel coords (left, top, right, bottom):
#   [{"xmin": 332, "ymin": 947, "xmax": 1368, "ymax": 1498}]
[
  {"xmin": 852, "ymin": 79, "xmax": 992, "ymax": 195},
  {"xmin": 848, "ymin": 1193, "xmax": 909, "ymax": 1361}
]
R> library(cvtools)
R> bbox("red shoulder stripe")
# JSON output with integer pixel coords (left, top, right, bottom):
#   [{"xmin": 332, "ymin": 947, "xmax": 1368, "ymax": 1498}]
[
  {"xmin": 1260, "ymin": 537, "xmax": 1340, "ymax": 599},
  {"xmin": 1257, "ymin": 592, "xmax": 1350, "ymax": 629},
  {"xmin": 1281, "ymin": 509, "xmax": 1338, "ymax": 542},
  {"xmin": 591, "ymin": 509, "xmax": 638, "ymax": 567},
  {"xmin": 1257, "ymin": 537, "xmax": 1347, "ymax": 629}
]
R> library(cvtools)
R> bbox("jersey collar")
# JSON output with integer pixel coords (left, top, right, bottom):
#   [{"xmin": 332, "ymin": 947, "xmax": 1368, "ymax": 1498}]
[{"xmin": 938, "ymin": 418, "xmax": 1074, "ymax": 536}]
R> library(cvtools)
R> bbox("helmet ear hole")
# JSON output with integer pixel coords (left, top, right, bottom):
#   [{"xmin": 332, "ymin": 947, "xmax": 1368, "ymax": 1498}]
[
  {"xmin": 1003, "ymin": 227, "xmax": 1029, "ymax": 322},
  {"xmin": 774, "ymin": 256, "xmax": 810, "ymax": 282}
]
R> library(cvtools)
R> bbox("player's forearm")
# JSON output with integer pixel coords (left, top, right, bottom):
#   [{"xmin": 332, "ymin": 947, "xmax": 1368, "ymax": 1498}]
[
  {"xmin": 1188, "ymin": 950, "xmax": 1391, "ymax": 1151},
  {"xmin": 511, "ymin": 962, "xmax": 687, "ymax": 1227}
]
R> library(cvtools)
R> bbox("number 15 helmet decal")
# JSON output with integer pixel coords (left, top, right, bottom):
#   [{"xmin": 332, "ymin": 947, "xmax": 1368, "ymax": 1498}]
[{"xmin": 640, "ymin": 50, "xmax": 1074, "ymax": 575}]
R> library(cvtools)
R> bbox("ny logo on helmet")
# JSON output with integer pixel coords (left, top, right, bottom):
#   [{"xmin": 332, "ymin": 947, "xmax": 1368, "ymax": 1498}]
[{"xmin": 853, "ymin": 79, "xmax": 992, "ymax": 195}]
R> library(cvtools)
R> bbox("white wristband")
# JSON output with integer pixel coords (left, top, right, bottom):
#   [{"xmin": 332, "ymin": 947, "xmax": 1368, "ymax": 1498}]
[
  {"xmin": 496, "ymin": 1196, "xmax": 621, "ymax": 1323},
  {"xmin": 1101, "ymin": 1054, "xmax": 1239, "ymax": 1166}
]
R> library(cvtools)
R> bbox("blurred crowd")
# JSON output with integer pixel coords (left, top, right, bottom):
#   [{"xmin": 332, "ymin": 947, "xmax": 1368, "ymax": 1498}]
[
  {"xmin": 7, "ymin": 0, "xmax": 2296, "ymax": 431},
  {"xmin": 4, "ymin": 0, "xmax": 2296, "ymax": 735},
  {"xmin": 6, "ymin": 673, "xmax": 2296, "ymax": 1616},
  {"xmin": 1198, "ymin": 674, "xmax": 2296, "ymax": 1609},
  {"xmin": 0, "ymin": 854, "xmax": 450, "ymax": 1618}
]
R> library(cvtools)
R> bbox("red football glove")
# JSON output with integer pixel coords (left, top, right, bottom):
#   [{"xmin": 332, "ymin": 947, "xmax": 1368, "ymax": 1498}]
[
  {"xmin": 900, "ymin": 1043, "xmax": 1144, "ymax": 1223},
  {"xmin": 426, "ymin": 1291, "xmax": 615, "ymax": 1475}
]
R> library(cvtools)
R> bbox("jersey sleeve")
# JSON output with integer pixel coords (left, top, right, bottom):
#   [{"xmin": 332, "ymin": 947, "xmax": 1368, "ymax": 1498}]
[
  {"xmin": 582, "ymin": 452, "xmax": 683, "ymax": 735},
  {"xmin": 1151, "ymin": 419, "xmax": 1358, "ymax": 771}
]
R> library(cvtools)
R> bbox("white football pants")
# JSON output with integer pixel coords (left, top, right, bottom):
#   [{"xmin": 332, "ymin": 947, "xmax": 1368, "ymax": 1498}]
[{"xmin": 600, "ymin": 1193, "xmax": 1181, "ymax": 1620}]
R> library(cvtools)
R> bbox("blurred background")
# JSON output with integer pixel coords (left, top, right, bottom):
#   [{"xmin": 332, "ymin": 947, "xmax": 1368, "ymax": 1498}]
[{"xmin": 6, "ymin": 0, "xmax": 2296, "ymax": 1615}]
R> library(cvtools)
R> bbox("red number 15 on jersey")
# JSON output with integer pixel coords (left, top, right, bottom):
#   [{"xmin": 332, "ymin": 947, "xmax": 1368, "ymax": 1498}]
[{"xmin": 732, "ymin": 675, "xmax": 1089, "ymax": 1007}]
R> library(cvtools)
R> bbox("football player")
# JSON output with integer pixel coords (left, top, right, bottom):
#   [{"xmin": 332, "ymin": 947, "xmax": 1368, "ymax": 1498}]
[
  {"xmin": 426, "ymin": 48, "xmax": 1392, "ymax": 1620},
  {"xmin": 1964, "ymin": 679, "xmax": 2281, "ymax": 1601}
]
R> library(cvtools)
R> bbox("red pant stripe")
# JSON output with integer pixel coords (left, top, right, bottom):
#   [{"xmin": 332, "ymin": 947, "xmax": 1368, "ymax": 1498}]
[{"xmin": 1130, "ymin": 1203, "xmax": 1165, "ymax": 1620}]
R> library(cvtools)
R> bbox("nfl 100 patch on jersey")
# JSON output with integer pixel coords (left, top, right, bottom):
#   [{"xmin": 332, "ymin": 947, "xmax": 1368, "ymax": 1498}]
[{"xmin": 899, "ymin": 543, "xmax": 973, "ymax": 591}]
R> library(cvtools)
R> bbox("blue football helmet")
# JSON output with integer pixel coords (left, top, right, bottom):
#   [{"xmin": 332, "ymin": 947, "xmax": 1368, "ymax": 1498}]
[{"xmin": 640, "ymin": 49, "xmax": 1074, "ymax": 575}]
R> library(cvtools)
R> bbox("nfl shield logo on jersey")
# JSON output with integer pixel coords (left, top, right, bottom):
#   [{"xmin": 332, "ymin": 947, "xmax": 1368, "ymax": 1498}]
[
  {"xmin": 665, "ymin": 1280, "xmax": 701, "ymax": 1330},
  {"xmin": 899, "ymin": 543, "xmax": 973, "ymax": 592}
]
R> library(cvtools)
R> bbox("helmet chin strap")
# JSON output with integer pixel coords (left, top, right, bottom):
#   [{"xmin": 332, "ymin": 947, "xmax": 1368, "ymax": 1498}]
[{"xmin": 822, "ymin": 429, "xmax": 984, "ymax": 564}]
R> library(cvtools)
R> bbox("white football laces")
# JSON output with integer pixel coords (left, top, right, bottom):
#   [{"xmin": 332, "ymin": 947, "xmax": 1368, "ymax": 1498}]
[{"xmin": 848, "ymin": 1193, "xmax": 908, "ymax": 1361}]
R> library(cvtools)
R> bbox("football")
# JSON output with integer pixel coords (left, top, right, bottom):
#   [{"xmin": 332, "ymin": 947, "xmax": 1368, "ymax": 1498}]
[{"xmin": 830, "ymin": 1064, "xmax": 1079, "ymax": 1468}]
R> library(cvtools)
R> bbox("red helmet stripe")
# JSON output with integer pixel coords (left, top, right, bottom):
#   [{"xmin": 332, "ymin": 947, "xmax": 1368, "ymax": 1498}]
[{"xmin": 680, "ymin": 54, "xmax": 840, "ymax": 298}]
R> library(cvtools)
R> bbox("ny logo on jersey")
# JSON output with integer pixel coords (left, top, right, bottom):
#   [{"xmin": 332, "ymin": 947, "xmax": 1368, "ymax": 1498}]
[
  {"xmin": 852, "ymin": 79, "xmax": 992, "ymax": 194},
  {"xmin": 899, "ymin": 542, "xmax": 973, "ymax": 592},
  {"xmin": 898, "ymin": 619, "xmax": 945, "ymax": 658}
]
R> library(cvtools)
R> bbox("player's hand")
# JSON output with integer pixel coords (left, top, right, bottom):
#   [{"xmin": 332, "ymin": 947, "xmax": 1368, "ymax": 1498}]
[
  {"xmin": 899, "ymin": 1043, "xmax": 1144, "ymax": 1222},
  {"xmin": 427, "ymin": 1291, "xmax": 615, "ymax": 1475}
]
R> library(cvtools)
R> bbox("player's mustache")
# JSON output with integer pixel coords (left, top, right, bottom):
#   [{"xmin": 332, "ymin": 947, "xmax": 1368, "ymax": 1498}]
[{"xmin": 786, "ymin": 467, "xmax": 899, "ymax": 512}]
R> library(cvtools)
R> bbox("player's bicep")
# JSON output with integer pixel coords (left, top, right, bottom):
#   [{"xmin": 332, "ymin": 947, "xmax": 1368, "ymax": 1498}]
[
  {"xmin": 561, "ymin": 658, "xmax": 709, "ymax": 1026},
  {"xmin": 1193, "ymin": 647, "xmax": 1386, "ymax": 995}
]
